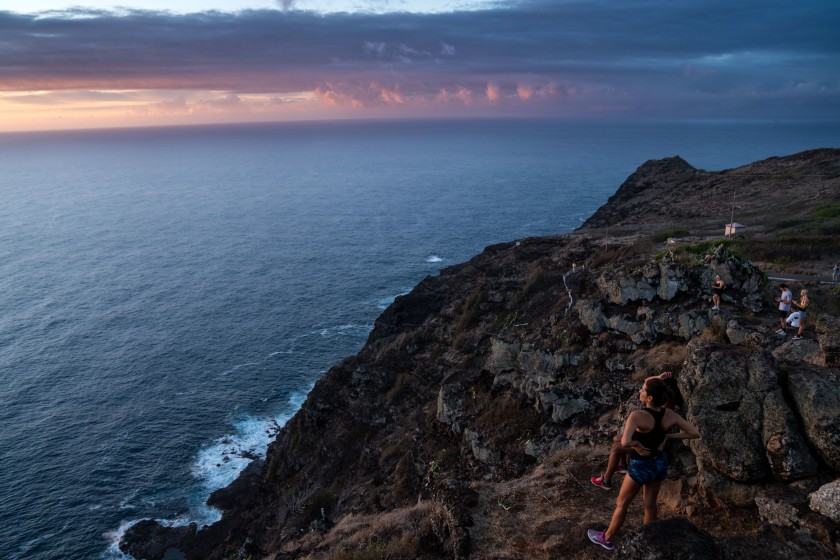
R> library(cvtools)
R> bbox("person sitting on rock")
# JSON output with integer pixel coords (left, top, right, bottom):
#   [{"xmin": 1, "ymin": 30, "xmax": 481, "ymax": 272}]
[
  {"xmin": 587, "ymin": 377, "xmax": 700, "ymax": 551},
  {"xmin": 590, "ymin": 372, "xmax": 680, "ymax": 491},
  {"xmin": 785, "ymin": 311, "xmax": 801, "ymax": 330}
]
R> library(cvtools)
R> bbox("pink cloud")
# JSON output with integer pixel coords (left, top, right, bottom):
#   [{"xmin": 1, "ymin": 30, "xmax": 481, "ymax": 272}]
[{"xmin": 517, "ymin": 84, "xmax": 534, "ymax": 101}]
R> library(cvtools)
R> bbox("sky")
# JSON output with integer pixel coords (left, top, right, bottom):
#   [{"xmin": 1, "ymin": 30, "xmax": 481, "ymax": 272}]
[{"xmin": 0, "ymin": 0, "xmax": 838, "ymax": 132}]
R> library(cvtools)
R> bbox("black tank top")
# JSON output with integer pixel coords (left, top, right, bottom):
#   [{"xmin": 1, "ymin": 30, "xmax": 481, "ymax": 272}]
[{"xmin": 630, "ymin": 408, "xmax": 667, "ymax": 459}]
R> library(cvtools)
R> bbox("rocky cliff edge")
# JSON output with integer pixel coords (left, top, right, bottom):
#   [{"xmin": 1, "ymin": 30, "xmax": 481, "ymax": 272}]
[{"xmin": 122, "ymin": 149, "xmax": 840, "ymax": 560}]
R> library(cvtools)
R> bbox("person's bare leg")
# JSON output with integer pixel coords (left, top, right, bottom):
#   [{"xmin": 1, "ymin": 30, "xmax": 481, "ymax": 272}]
[
  {"xmin": 601, "ymin": 438, "xmax": 627, "ymax": 483},
  {"xmin": 604, "ymin": 475, "xmax": 642, "ymax": 541},
  {"xmin": 642, "ymin": 480, "xmax": 662, "ymax": 523}
]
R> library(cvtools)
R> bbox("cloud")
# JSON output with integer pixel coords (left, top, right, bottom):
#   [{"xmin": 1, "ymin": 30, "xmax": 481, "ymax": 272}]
[{"xmin": 0, "ymin": 1, "xmax": 837, "ymax": 119}]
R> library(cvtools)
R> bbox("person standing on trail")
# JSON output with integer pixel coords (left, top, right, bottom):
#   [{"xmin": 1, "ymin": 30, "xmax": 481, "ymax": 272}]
[
  {"xmin": 590, "ymin": 372, "xmax": 679, "ymax": 492},
  {"xmin": 791, "ymin": 289, "xmax": 809, "ymax": 340},
  {"xmin": 833, "ymin": 264, "xmax": 839, "ymax": 282},
  {"xmin": 587, "ymin": 377, "xmax": 700, "ymax": 551},
  {"xmin": 776, "ymin": 284, "xmax": 792, "ymax": 335},
  {"xmin": 711, "ymin": 275, "xmax": 724, "ymax": 311}
]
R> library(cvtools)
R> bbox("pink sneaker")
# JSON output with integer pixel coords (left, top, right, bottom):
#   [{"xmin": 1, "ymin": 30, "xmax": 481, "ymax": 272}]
[
  {"xmin": 587, "ymin": 529, "xmax": 615, "ymax": 550},
  {"xmin": 590, "ymin": 476, "xmax": 612, "ymax": 490}
]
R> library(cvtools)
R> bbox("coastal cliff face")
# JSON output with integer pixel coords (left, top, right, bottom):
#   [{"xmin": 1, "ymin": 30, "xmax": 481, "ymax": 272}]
[{"xmin": 122, "ymin": 149, "xmax": 840, "ymax": 559}]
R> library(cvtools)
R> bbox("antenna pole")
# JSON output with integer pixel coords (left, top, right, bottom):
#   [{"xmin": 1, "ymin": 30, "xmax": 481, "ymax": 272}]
[{"xmin": 728, "ymin": 189, "xmax": 736, "ymax": 237}]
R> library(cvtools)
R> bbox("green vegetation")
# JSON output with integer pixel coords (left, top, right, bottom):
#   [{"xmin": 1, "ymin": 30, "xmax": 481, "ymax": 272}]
[
  {"xmin": 452, "ymin": 288, "xmax": 486, "ymax": 338},
  {"xmin": 814, "ymin": 202, "xmax": 840, "ymax": 219},
  {"xmin": 507, "ymin": 265, "xmax": 547, "ymax": 308},
  {"xmin": 742, "ymin": 236, "xmax": 840, "ymax": 264},
  {"xmin": 658, "ymin": 239, "xmax": 738, "ymax": 266}
]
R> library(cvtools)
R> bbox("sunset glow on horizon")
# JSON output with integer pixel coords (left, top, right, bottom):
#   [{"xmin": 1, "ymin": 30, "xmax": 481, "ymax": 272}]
[{"xmin": 1, "ymin": 1, "xmax": 838, "ymax": 133}]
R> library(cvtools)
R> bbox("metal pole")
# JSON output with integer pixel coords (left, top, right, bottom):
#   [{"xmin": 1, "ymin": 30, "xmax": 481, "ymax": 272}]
[{"xmin": 728, "ymin": 189, "xmax": 736, "ymax": 237}]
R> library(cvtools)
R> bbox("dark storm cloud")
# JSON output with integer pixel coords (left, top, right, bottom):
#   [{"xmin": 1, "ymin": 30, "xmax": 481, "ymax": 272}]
[{"xmin": 1, "ymin": 0, "xmax": 837, "ymax": 116}]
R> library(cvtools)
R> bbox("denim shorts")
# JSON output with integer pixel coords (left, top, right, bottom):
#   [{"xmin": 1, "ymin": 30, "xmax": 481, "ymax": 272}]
[{"xmin": 628, "ymin": 453, "xmax": 668, "ymax": 485}]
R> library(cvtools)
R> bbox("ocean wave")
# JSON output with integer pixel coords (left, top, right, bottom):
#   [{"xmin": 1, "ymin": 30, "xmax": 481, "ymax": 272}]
[
  {"xmin": 376, "ymin": 290, "xmax": 411, "ymax": 309},
  {"xmin": 425, "ymin": 255, "xmax": 444, "ymax": 263},
  {"xmin": 178, "ymin": 388, "xmax": 312, "ymax": 525},
  {"xmin": 101, "ymin": 520, "xmax": 138, "ymax": 560}
]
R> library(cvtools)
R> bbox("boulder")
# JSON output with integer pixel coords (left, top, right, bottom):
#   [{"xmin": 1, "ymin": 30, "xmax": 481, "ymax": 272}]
[
  {"xmin": 617, "ymin": 517, "xmax": 719, "ymax": 559},
  {"xmin": 485, "ymin": 339, "xmax": 521, "ymax": 374},
  {"xmin": 680, "ymin": 341, "xmax": 817, "ymax": 484},
  {"xmin": 817, "ymin": 315, "xmax": 840, "ymax": 367},
  {"xmin": 757, "ymin": 484, "xmax": 840, "ymax": 556},
  {"xmin": 119, "ymin": 520, "xmax": 196, "ymax": 560},
  {"xmin": 575, "ymin": 299, "xmax": 605, "ymax": 333},
  {"xmin": 762, "ymin": 391, "xmax": 819, "ymax": 480},
  {"xmin": 726, "ymin": 319, "xmax": 749, "ymax": 346},
  {"xmin": 437, "ymin": 383, "xmax": 465, "ymax": 434},
  {"xmin": 809, "ymin": 479, "xmax": 840, "ymax": 524},
  {"xmin": 786, "ymin": 365, "xmax": 840, "ymax": 471},
  {"xmin": 772, "ymin": 338, "xmax": 823, "ymax": 366},
  {"xmin": 596, "ymin": 267, "xmax": 657, "ymax": 305}
]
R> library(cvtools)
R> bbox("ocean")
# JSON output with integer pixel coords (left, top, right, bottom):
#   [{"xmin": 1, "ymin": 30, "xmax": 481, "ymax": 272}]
[{"xmin": 0, "ymin": 118, "xmax": 837, "ymax": 559}]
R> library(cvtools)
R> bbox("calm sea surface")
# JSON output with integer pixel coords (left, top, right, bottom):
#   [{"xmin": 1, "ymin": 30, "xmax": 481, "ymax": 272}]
[{"xmin": 0, "ymin": 119, "xmax": 837, "ymax": 559}]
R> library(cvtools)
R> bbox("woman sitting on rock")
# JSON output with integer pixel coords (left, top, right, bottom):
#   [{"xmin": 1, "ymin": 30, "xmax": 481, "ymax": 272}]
[{"xmin": 588, "ymin": 377, "xmax": 700, "ymax": 551}]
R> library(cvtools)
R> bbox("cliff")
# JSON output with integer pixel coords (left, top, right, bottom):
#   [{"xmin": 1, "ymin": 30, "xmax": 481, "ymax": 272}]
[{"xmin": 122, "ymin": 149, "xmax": 840, "ymax": 559}]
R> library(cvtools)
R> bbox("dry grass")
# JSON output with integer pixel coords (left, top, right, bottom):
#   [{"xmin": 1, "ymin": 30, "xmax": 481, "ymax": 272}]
[
  {"xmin": 627, "ymin": 342, "xmax": 686, "ymax": 381},
  {"xmin": 303, "ymin": 501, "xmax": 452, "ymax": 560}
]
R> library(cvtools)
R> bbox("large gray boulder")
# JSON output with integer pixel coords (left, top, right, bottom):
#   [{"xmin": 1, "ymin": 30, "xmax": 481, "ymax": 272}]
[
  {"xmin": 809, "ymin": 479, "xmax": 840, "ymax": 524},
  {"xmin": 817, "ymin": 315, "xmax": 840, "ymax": 367},
  {"xmin": 617, "ymin": 517, "xmax": 719, "ymax": 559},
  {"xmin": 680, "ymin": 341, "xmax": 817, "ymax": 486},
  {"xmin": 786, "ymin": 364, "xmax": 840, "ymax": 471}
]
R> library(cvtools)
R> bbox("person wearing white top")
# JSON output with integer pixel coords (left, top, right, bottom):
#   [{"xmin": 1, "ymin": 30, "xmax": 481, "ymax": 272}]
[{"xmin": 775, "ymin": 284, "xmax": 792, "ymax": 334}]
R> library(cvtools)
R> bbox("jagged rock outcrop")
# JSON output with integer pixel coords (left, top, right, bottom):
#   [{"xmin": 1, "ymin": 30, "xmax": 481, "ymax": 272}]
[
  {"xmin": 786, "ymin": 365, "xmax": 840, "ymax": 471},
  {"xmin": 121, "ymin": 148, "xmax": 840, "ymax": 560},
  {"xmin": 817, "ymin": 314, "xmax": 840, "ymax": 367},
  {"xmin": 680, "ymin": 340, "xmax": 819, "ymax": 484},
  {"xmin": 618, "ymin": 517, "xmax": 719, "ymax": 559}
]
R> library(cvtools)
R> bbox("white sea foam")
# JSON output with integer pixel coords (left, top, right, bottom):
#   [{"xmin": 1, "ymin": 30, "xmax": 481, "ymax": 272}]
[
  {"xmin": 425, "ymin": 255, "xmax": 444, "ymax": 263},
  {"xmin": 377, "ymin": 290, "xmax": 411, "ymax": 309},
  {"xmin": 185, "ymin": 388, "xmax": 314, "ymax": 527},
  {"xmin": 219, "ymin": 362, "xmax": 260, "ymax": 377},
  {"xmin": 102, "ymin": 520, "xmax": 137, "ymax": 560}
]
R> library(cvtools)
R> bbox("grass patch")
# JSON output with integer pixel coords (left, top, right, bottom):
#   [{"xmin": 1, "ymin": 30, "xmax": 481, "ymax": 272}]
[
  {"xmin": 507, "ymin": 265, "xmax": 547, "ymax": 308},
  {"xmin": 814, "ymin": 202, "xmax": 840, "ymax": 219},
  {"xmin": 664, "ymin": 239, "xmax": 739, "ymax": 266},
  {"xmin": 741, "ymin": 236, "xmax": 840, "ymax": 263},
  {"xmin": 452, "ymin": 288, "xmax": 486, "ymax": 338}
]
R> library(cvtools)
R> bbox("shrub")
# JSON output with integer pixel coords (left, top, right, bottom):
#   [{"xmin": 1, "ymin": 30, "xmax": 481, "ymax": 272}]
[{"xmin": 452, "ymin": 288, "xmax": 486, "ymax": 337}]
